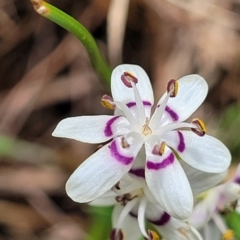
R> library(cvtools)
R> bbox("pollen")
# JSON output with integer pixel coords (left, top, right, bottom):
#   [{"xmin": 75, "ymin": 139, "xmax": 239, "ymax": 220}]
[
  {"xmin": 142, "ymin": 118, "xmax": 152, "ymax": 136},
  {"xmin": 101, "ymin": 94, "xmax": 115, "ymax": 110},
  {"xmin": 148, "ymin": 230, "xmax": 160, "ymax": 240},
  {"xmin": 152, "ymin": 142, "xmax": 166, "ymax": 156},
  {"xmin": 223, "ymin": 230, "xmax": 234, "ymax": 240},
  {"xmin": 121, "ymin": 137, "xmax": 130, "ymax": 148},
  {"xmin": 167, "ymin": 79, "xmax": 178, "ymax": 97},
  {"xmin": 191, "ymin": 118, "xmax": 206, "ymax": 136}
]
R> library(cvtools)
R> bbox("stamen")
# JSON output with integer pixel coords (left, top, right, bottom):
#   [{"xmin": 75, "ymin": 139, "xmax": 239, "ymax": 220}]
[
  {"xmin": 110, "ymin": 228, "xmax": 124, "ymax": 240},
  {"xmin": 138, "ymin": 197, "xmax": 148, "ymax": 238},
  {"xmin": 121, "ymin": 137, "xmax": 130, "ymax": 148},
  {"xmin": 115, "ymin": 101, "xmax": 137, "ymax": 129},
  {"xmin": 191, "ymin": 118, "xmax": 206, "ymax": 136},
  {"xmin": 116, "ymin": 197, "xmax": 139, "ymax": 230},
  {"xmin": 112, "ymin": 180, "xmax": 143, "ymax": 195},
  {"xmin": 116, "ymin": 194, "xmax": 132, "ymax": 206},
  {"xmin": 149, "ymin": 90, "xmax": 172, "ymax": 131},
  {"xmin": 212, "ymin": 212, "xmax": 228, "ymax": 235},
  {"xmin": 189, "ymin": 226, "xmax": 204, "ymax": 240},
  {"xmin": 115, "ymin": 181, "xmax": 121, "ymax": 190},
  {"xmin": 152, "ymin": 142, "xmax": 166, "ymax": 156},
  {"xmin": 223, "ymin": 230, "xmax": 234, "ymax": 240},
  {"xmin": 154, "ymin": 122, "xmax": 196, "ymax": 137},
  {"xmin": 115, "ymin": 189, "xmax": 142, "ymax": 205},
  {"xmin": 121, "ymin": 72, "xmax": 138, "ymax": 88},
  {"xmin": 167, "ymin": 79, "xmax": 178, "ymax": 97},
  {"xmin": 93, "ymin": 144, "xmax": 104, "ymax": 153},
  {"xmin": 146, "ymin": 230, "xmax": 160, "ymax": 240},
  {"xmin": 142, "ymin": 118, "xmax": 152, "ymax": 136},
  {"xmin": 132, "ymin": 83, "xmax": 146, "ymax": 126},
  {"xmin": 178, "ymin": 228, "xmax": 188, "ymax": 238},
  {"xmin": 101, "ymin": 94, "xmax": 116, "ymax": 109}
]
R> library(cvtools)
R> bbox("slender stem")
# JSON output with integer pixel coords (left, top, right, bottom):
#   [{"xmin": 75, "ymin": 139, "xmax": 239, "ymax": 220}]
[{"xmin": 30, "ymin": 0, "xmax": 112, "ymax": 86}]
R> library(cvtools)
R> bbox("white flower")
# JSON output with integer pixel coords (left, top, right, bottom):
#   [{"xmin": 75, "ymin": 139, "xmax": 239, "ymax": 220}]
[
  {"xmin": 52, "ymin": 64, "xmax": 231, "ymax": 219},
  {"xmin": 91, "ymin": 174, "xmax": 203, "ymax": 240},
  {"xmin": 189, "ymin": 164, "xmax": 240, "ymax": 240}
]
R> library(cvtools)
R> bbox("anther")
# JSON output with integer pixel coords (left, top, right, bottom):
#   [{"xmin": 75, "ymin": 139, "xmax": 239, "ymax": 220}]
[
  {"xmin": 152, "ymin": 142, "xmax": 166, "ymax": 156},
  {"xmin": 178, "ymin": 228, "xmax": 188, "ymax": 237},
  {"xmin": 142, "ymin": 118, "xmax": 152, "ymax": 136},
  {"xmin": 121, "ymin": 72, "xmax": 138, "ymax": 88},
  {"xmin": 121, "ymin": 137, "xmax": 130, "ymax": 148},
  {"xmin": 223, "ymin": 230, "xmax": 234, "ymax": 240},
  {"xmin": 191, "ymin": 118, "xmax": 206, "ymax": 136},
  {"xmin": 115, "ymin": 193, "xmax": 134, "ymax": 206},
  {"xmin": 101, "ymin": 94, "xmax": 116, "ymax": 110},
  {"xmin": 110, "ymin": 229, "xmax": 124, "ymax": 240},
  {"xmin": 146, "ymin": 230, "xmax": 160, "ymax": 240},
  {"xmin": 115, "ymin": 181, "xmax": 121, "ymax": 190},
  {"xmin": 167, "ymin": 79, "xmax": 178, "ymax": 97},
  {"xmin": 93, "ymin": 144, "xmax": 104, "ymax": 153}
]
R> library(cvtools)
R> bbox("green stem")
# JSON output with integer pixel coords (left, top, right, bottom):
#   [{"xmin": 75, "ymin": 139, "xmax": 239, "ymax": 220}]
[
  {"xmin": 30, "ymin": 0, "xmax": 111, "ymax": 86},
  {"xmin": 86, "ymin": 206, "xmax": 113, "ymax": 240}
]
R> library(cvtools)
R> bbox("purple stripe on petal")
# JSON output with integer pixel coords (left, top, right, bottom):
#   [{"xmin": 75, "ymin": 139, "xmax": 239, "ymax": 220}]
[
  {"xmin": 177, "ymin": 131, "xmax": 185, "ymax": 152},
  {"xmin": 149, "ymin": 212, "xmax": 171, "ymax": 226},
  {"xmin": 110, "ymin": 140, "xmax": 134, "ymax": 165},
  {"xmin": 104, "ymin": 116, "xmax": 120, "ymax": 137},
  {"xmin": 126, "ymin": 101, "xmax": 152, "ymax": 108},
  {"xmin": 165, "ymin": 105, "xmax": 179, "ymax": 121},
  {"xmin": 234, "ymin": 177, "xmax": 240, "ymax": 185},
  {"xmin": 129, "ymin": 168, "xmax": 145, "ymax": 178},
  {"xmin": 147, "ymin": 153, "xmax": 174, "ymax": 170}
]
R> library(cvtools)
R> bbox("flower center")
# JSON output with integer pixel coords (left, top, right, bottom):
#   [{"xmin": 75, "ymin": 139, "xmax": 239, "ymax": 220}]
[{"xmin": 142, "ymin": 118, "xmax": 152, "ymax": 136}]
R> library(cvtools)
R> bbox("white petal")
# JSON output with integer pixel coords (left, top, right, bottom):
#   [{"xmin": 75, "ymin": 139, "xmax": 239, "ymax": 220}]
[
  {"xmin": 145, "ymin": 202, "xmax": 168, "ymax": 225},
  {"xmin": 145, "ymin": 143, "xmax": 193, "ymax": 219},
  {"xmin": 152, "ymin": 214, "xmax": 203, "ymax": 240},
  {"xmin": 181, "ymin": 161, "xmax": 227, "ymax": 196},
  {"xmin": 129, "ymin": 146, "xmax": 146, "ymax": 179},
  {"xmin": 201, "ymin": 220, "xmax": 222, "ymax": 240},
  {"xmin": 188, "ymin": 195, "xmax": 217, "ymax": 229},
  {"xmin": 163, "ymin": 131, "xmax": 231, "ymax": 173},
  {"xmin": 221, "ymin": 182, "xmax": 240, "ymax": 204},
  {"xmin": 111, "ymin": 64, "xmax": 154, "ymax": 105},
  {"xmin": 117, "ymin": 103, "xmax": 153, "ymax": 123},
  {"xmin": 52, "ymin": 115, "xmax": 130, "ymax": 143},
  {"xmin": 66, "ymin": 136, "xmax": 143, "ymax": 202},
  {"xmin": 158, "ymin": 74, "xmax": 208, "ymax": 123},
  {"xmin": 89, "ymin": 189, "xmax": 117, "ymax": 206},
  {"xmin": 146, "ymin": 204, "xmax": 202, "ymax": 240},
  {"xmin": 112, "ymin": 204, "xmax": 142, "ymax": 240}
]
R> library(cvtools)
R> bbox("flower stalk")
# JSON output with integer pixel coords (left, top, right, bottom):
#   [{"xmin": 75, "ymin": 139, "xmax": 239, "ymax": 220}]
[{"xmin": 30, "ymin": 0, "xmax": 112, "ymax": 86}]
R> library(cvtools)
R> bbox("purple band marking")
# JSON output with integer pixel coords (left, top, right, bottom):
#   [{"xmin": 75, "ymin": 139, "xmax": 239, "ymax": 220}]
[
  {"xmin": 104, "ymin": 116, "xmax": 120, "ymax": 137},
  {"xmin": 129, "ymin": 168, "xmax": 145, "ymax": 178},
  {"xmin": 177, "ymin": 131, "xmax": 185, "ymax": 152},
  {"xmin": 234, "ymin": 177, "xmax": 240, "ymax": 185},
  {"xmin": 126, "ymin": 101, "xmax": 152, "ymax": 108},
  {"xmin": 147, "ymin": 153, "xmax": 174, "ymax": 170},
  {"xmin": 110, "ymin": 140, "xmax": 134, "ymax": 165},
  {"xmin": 149, "ymin": 212, "xmax": 171, "ymax": 226},
  {"xmin": 165, "ymin": 105, "xmax": 179, "ymax": 121}
]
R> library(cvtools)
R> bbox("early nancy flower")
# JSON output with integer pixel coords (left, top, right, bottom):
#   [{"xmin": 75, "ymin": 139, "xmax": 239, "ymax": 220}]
[
  {"xmin": 189, "ymin": 164, "xmax": 240, "ymax": 240},
  {"xmin": 52, "ymin": 64, "xmax": 231, "ymax": 219},
  {"xmin": 91, "ymin": 174, "xmax": 203, "ymax": 240}
]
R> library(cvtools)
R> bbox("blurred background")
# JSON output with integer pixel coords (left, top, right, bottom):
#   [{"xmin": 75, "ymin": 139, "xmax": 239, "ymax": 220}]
[{"xmin": 0, "ymin": 0, "xmax": 240, "ymax": 239}]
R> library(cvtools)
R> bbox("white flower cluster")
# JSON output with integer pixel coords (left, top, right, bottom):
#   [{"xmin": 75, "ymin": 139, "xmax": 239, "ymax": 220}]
[{"xmin": 52, "ymin": 64, "xmax": 232, "ymax": 240}]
